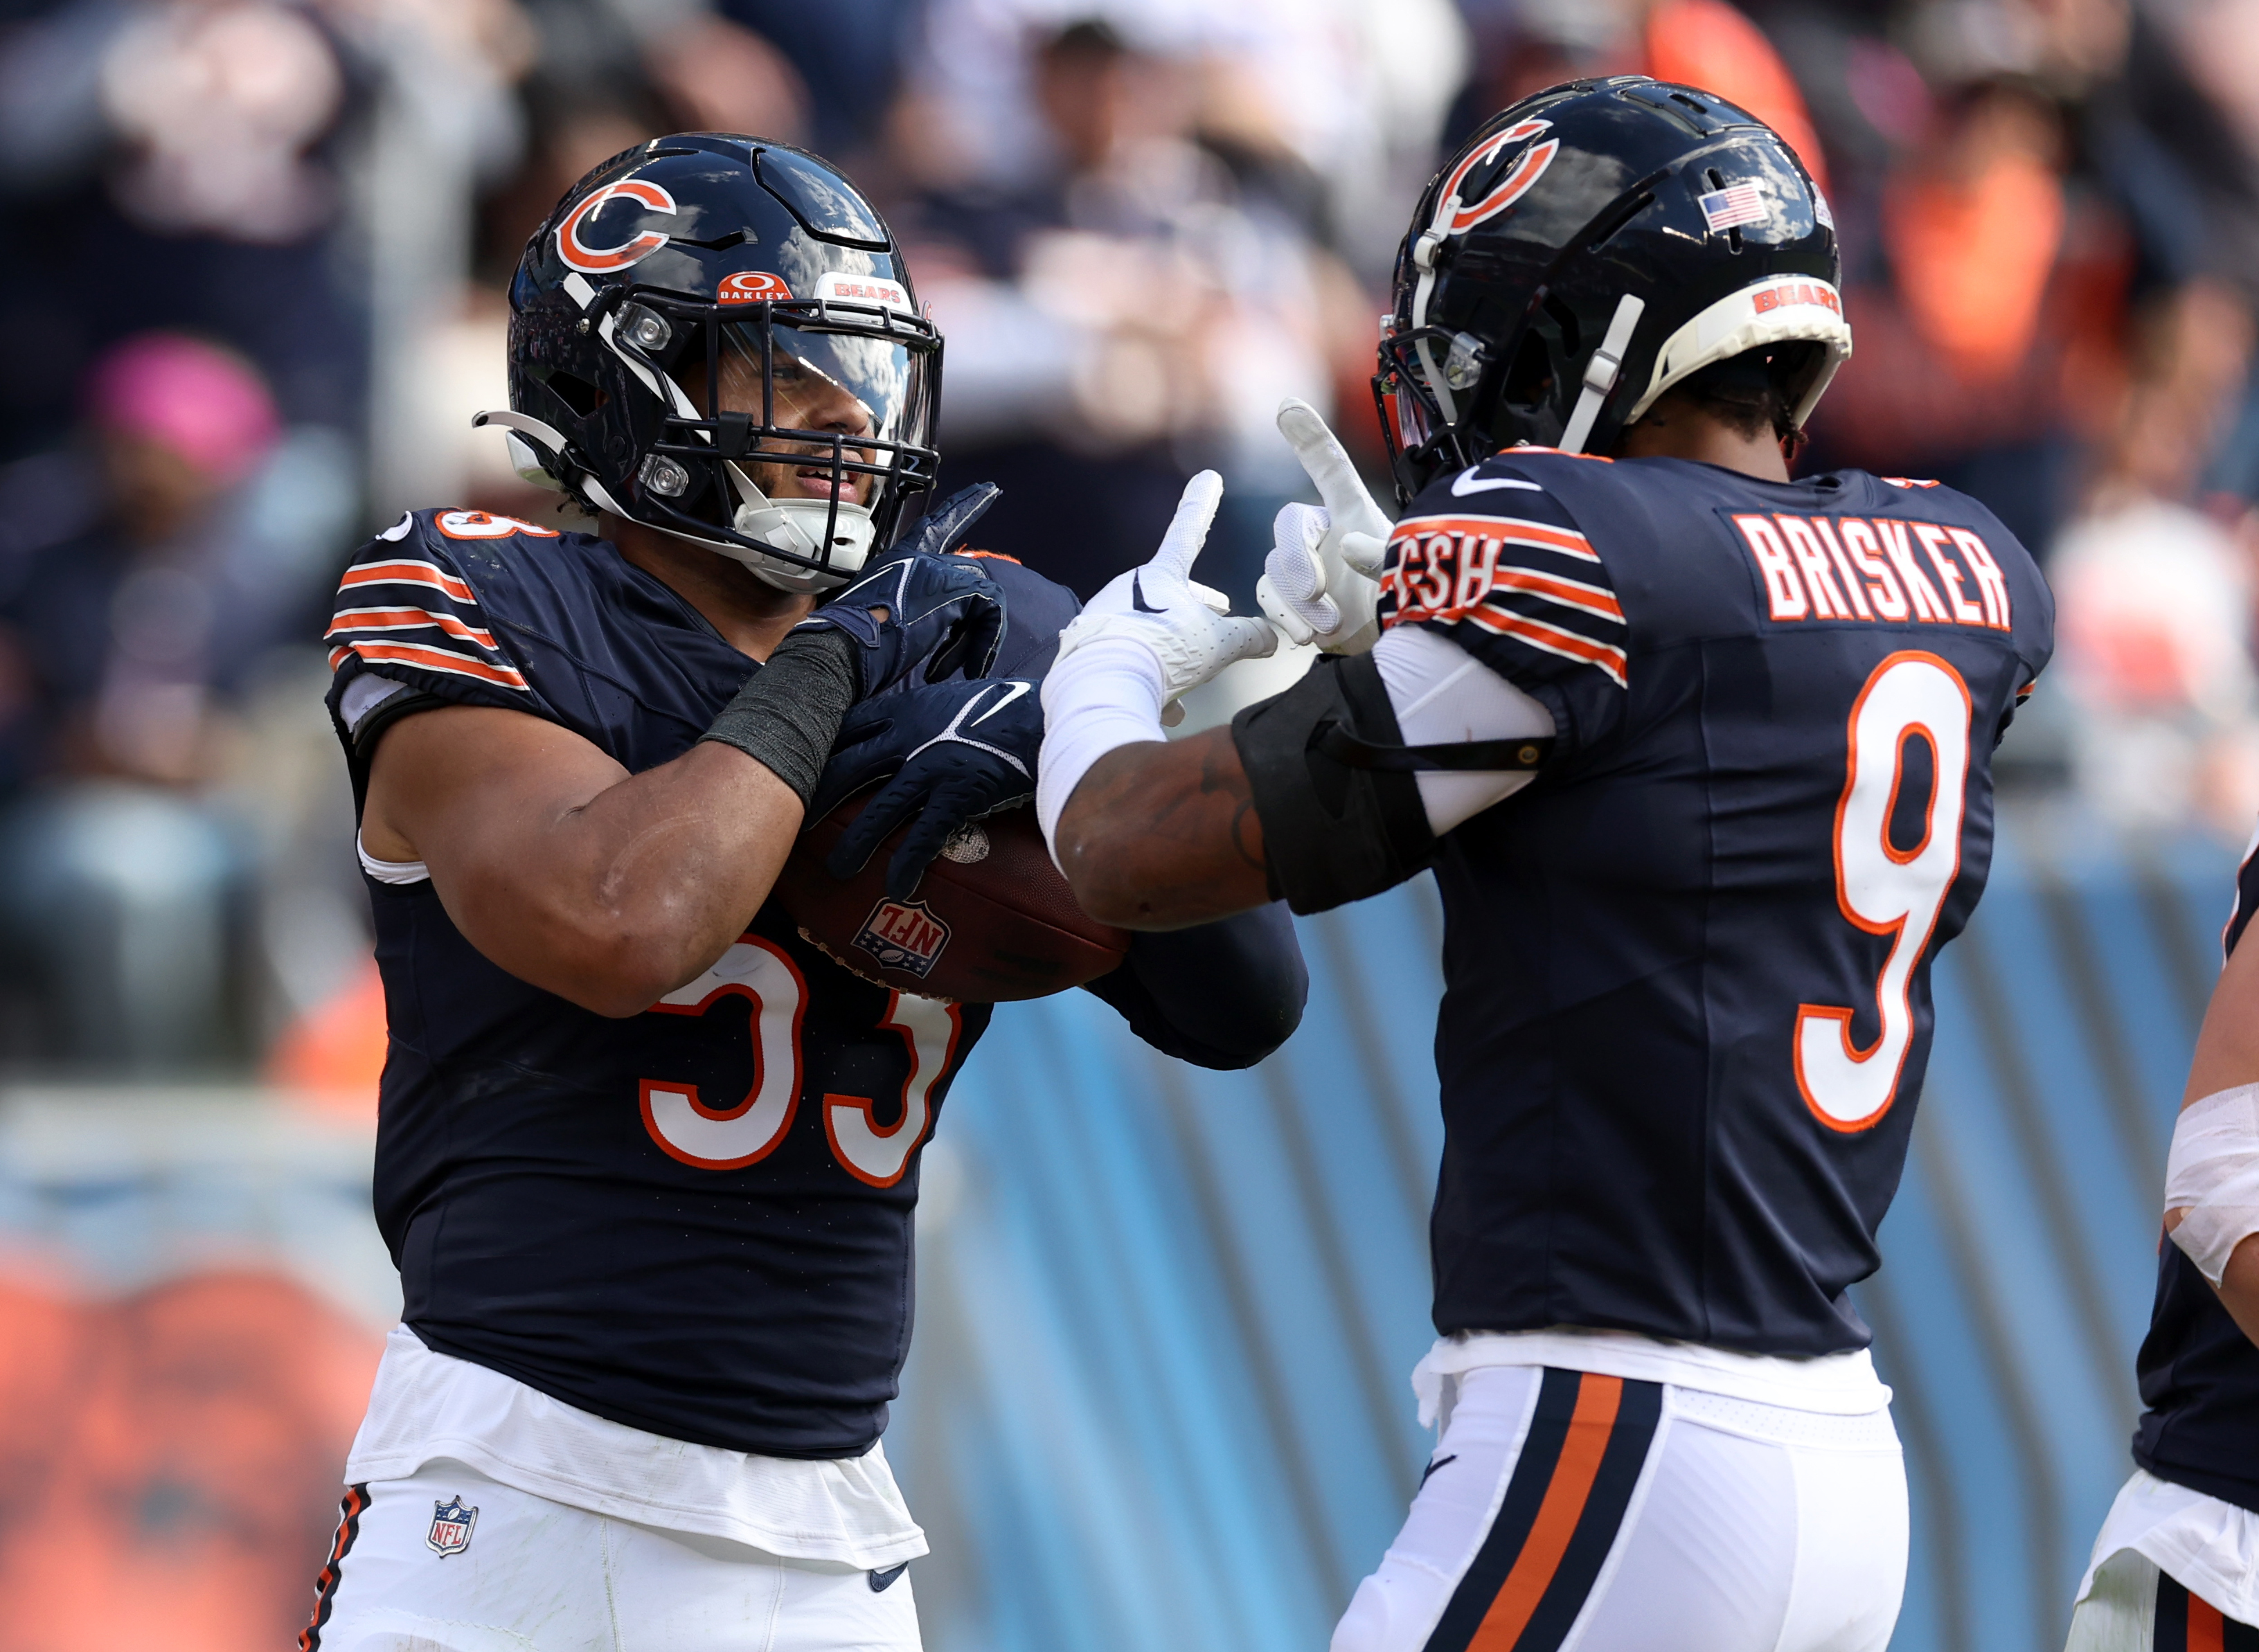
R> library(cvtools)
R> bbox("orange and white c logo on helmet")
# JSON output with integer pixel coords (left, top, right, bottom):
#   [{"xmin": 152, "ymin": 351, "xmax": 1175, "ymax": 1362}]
[
  {"xmin": 556, "ymin": 179, "xmax": 678, "ymax": 275},
  {"xmin": 1435, "ymin": 118, "xmax": 1557, "ymax": 237},
  {"xmin": 1410, "ymin": 118, "xmax": 1559, "ymax": 425}
]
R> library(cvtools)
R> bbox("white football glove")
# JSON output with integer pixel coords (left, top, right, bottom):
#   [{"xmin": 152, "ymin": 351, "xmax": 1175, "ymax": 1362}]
[
  {"xmin": 1255, "ymin": 397, "xmax": 1393, "ymax": 655},
  {"xmin": 1053, "ymin": 469, "xmax": 1278, "ymax": 706}
]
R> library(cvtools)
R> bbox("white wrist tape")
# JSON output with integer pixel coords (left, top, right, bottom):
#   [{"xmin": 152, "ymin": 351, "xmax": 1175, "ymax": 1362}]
[
  {"xmin": 2165, "ymin": 1082, "xmax": 2259, "ymax": 1286},
  {"xmin": 1035, "ymin": 635, "xmax": 1169, "ymax": 865}
]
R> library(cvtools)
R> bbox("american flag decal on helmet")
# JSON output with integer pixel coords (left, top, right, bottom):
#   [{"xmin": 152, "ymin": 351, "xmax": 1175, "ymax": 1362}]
[{"xmin": 1699, "ymin": 183, "xmax": 1767, "ymax": 233}]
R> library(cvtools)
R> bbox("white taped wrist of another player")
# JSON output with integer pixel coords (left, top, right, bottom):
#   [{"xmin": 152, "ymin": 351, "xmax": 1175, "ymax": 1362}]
[
  {"xmin": 2166, "ymin": 1082, "xmax": 2259, "ymax": 1286},
  {"xmin": 1036, "ymin": 636, "xmax": 1170, "ymax": 868},
  {"xmin": 1372, "ymin": 627, "xmax": 1557, "ymax": 834}
]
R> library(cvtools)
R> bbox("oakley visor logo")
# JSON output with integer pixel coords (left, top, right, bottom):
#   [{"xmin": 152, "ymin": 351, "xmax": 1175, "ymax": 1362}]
[
  {"xmin": 718, "ymin": 271, "xmax": 793, "ymax": 305},
  {"xmin": 557, "ymin": 179, "xmax": 677, "ymax": 275}
]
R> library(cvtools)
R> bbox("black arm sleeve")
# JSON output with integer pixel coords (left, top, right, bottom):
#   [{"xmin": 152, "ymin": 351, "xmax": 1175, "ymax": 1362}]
[
  {"xmin": 1080, "ymin": 902, "xmax": 1308, "ymax": 1070},
  {"xmin": 1232, "ymin": 653, "xmax": 1440, "ymax": 915}
]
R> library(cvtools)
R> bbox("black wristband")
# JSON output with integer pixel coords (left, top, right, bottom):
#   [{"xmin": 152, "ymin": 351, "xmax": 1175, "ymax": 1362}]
[{"xmin": 698, "ymin": 627, "xmax": 859, "ymax": 807}]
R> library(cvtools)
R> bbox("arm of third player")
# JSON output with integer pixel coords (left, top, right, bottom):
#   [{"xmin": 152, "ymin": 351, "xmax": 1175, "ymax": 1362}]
[{"xmin": 2171, "ymin": 926, "xmax": 2259, "ymax": 1344}]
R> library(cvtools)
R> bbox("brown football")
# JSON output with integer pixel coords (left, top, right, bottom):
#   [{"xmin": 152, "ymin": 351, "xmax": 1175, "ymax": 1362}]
[{"xmin": 775, "ymin": 796, "xmax": 1132, "ymax": 1002}]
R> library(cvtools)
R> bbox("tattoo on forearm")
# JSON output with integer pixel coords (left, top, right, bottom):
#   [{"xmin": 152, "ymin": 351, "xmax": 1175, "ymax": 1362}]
[
  {"xmin": 1198, "ymin": 742, "xmax": 1265, "ymax": 872},
  {"xmin": 1062, "ymin": 733, "xmax": 1270, "ymax": 926}
]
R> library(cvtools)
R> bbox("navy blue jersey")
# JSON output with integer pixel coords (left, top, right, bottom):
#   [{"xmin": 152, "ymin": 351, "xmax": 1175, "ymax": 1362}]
[
  {"xmin": 2132, "ymin": 833, "xmax": 2259, "ymax": 1512},
  {"xmin": 322, "ymin": 508, "xmax": 1287, "ymax": 1457},
  {"xmin": 1377, "ymin": 454, "xmax": 2052, "ymax": 1355}
]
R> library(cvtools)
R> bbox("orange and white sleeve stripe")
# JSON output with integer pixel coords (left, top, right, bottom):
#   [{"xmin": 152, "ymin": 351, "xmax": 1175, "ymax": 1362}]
[
  {"xmin": 325, "ymin": 561, "xmax": 528, "ymax": 692},
  {"xmin": 1381, "ymin": 503, "xmax": 1629, "ymax": 690}
]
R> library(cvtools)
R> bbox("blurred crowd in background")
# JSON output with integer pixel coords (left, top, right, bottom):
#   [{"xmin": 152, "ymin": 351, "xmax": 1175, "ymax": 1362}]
[{"xmin": 0, "ymin": 0, "xmax": 2253, "ymax": 1081}]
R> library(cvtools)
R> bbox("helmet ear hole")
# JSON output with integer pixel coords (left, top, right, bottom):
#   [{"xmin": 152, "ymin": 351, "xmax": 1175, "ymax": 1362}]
[
  {"xmin": 1502, "ymin": 330, "xmax": 1555, "ymax": 411},
  {"xmin": 546, "ymin": 372, "xmax": 602, "ymax": 420},
  {"xmin": 1542, "ymin": 296, "xmax": 1582, "ymax": 360}
]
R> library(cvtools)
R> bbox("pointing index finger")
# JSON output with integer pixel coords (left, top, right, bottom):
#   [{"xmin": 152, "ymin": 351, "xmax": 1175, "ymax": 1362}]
[
  {"xmin": 1155, "ymin": 469, "xmax": 1224, "ymax": 579},
  {"xmin": 1276, "ymin": 398, "xmax": 1365, "ymax": 519}
]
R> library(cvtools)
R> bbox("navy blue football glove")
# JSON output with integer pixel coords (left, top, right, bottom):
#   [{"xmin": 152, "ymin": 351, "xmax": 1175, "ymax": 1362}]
[
  {"xmin": 892, "ymin": 481, "xmax": 1001, "ymax": 561},
  {"xmin": 792, "ymin": 485, "xmax": 1009, "ymax": 699},
  {"xmin": 810, "ymin": 676, "xmax": 1043, "ymax": 897},
  {"xmin": 793, "ymin": 555, "xmax": 1006, "ymax": 700}
]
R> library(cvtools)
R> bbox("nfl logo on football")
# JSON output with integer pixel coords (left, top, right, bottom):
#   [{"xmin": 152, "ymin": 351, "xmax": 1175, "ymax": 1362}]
[
  {"xmin": 427, "ymin": 1496, "xmax": 478, "ymax": 1556},
  {"xmin": 854, "ymin": 897, "xmax": 951, "ymax": 979}
]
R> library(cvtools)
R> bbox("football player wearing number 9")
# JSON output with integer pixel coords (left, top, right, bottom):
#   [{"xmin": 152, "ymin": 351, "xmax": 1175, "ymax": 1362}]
[
  {"xmin": 301, "ymin": 136, "xmax": 1305, "ymax": 1652},
  {"xmin": 1038, "ymin": 78, "xmax": 2051, "ymax": 1652}
]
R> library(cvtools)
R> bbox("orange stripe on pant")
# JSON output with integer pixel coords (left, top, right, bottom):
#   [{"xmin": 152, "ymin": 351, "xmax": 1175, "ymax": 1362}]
[
  {"xmin": 1469, "ymin": 1374, "xmax": 1623, "ymax": 1650},
  {"xmin": 2192, "ymin": 1593, "xmax": 2227, "ymax": 1652}
]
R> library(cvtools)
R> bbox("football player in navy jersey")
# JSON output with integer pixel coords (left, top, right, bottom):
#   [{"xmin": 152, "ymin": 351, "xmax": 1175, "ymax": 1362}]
[
  {"xmin": 1035, "ymin": 79, "xmax": 2052, "ymax": 1652},
  {"xmin": 298, "ymin": 136, "xmax": 1305, "ymax": 1652},
  {"xmin": 2069, "ymin": 839, "xmax": 2259, "ymax": 1649}
]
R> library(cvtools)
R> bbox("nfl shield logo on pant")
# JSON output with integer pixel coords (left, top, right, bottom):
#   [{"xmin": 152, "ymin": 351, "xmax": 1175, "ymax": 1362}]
[{"xmin": 426, "ymin": 1496, "xmax": 478, "ymax": 1556}]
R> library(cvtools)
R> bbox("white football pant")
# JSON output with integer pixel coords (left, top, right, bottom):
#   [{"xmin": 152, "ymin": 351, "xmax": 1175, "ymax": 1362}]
[
  {"xmin": 1332, "ymin": 1364, "xmax": 1907, "ymax": 1652},
  {"xmin": 2068, "ymin": 1545, "xmax": 2259, "ymax": 1651},
  {"xmin": 300, "ymin": 1461, "xmax": 920, "ymax": 1652}
]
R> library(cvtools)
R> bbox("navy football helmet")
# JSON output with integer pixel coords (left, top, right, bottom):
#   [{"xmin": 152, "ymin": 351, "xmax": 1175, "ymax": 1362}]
[
  {"xmin": 1375, "ymin": 77, "xmax": 1852, "ymax": 506},
  {"xmin": 488, "ymin": 134, "xmax": 940, "ymax": 592}
]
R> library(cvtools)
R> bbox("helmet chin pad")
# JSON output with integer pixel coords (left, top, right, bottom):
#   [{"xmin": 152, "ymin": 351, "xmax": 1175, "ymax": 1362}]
[{"xmin": 724, "ymin": 463, "xmax": 875, "ymax": 593}]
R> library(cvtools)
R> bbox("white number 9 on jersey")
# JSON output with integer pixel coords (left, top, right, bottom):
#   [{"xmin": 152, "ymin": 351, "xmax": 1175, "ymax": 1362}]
[{"xmin": 1796, "ymin": 651, "xmax": 1972, "ymax": 1132}]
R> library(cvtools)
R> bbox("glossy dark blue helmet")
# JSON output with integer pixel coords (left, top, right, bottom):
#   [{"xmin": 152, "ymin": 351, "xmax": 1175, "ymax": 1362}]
[
  {"xmin": 496, "ymin": 134, "xmax": 941, "ymax": 592},
  {"xmin": 1376, "ymin": 77, "xmax": 1851, "ymax": 507}
]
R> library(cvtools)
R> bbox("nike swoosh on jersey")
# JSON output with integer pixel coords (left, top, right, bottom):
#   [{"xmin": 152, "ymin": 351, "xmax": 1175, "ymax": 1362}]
[
  {"xmin": 868, "ymin": 1563, "xmax": 909, "ymax": 1592},
  {"xmin": 1451, "ymin": 471, "xmax": 1547, "ymax": 496}
]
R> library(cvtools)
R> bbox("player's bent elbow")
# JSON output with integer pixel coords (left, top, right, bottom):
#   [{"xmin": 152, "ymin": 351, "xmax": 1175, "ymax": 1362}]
[
  {"xmin": 1166, "ymin": 1009, "xmax": 1303, "ymax": 1070},
  {"xmin": 589, "ymin": 938, "xmax": 734, "ymax": 1018},
  {"xmin": 501, "ymin": 928, "xmax": 708, "ymax": 1019},
  {"xmin": 573, "ymin": 979, "xmax": 676, "ymax": 1020},
  {"xmin": 1058, "ymin": 847, "xmax": 1221, "ymax": 932},
  {"xmin": 530, "ymin": 962, "xmax": 672, "ymax": 1020},
  {"xmin": 1053, "ymin": 825, "xmax": 1146, "ymax": 930},
  {"xmin": 1078, "ymin": 883, "xmax": 1148, "ymax": 931}
]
